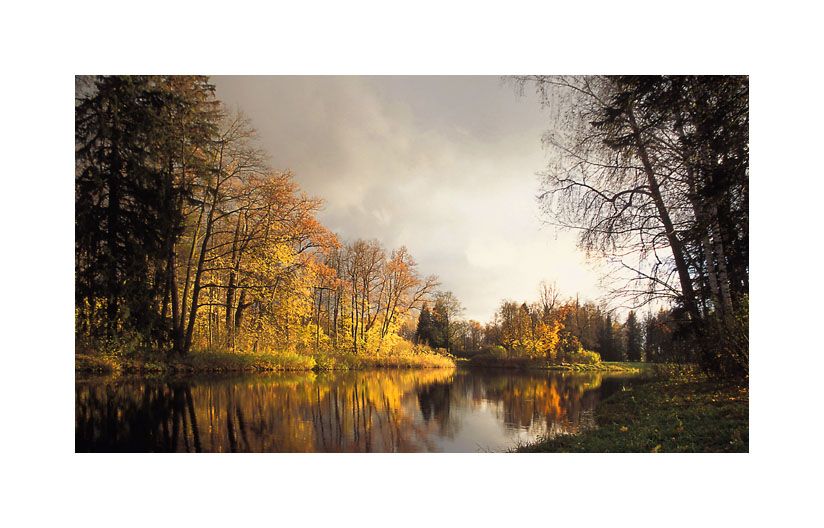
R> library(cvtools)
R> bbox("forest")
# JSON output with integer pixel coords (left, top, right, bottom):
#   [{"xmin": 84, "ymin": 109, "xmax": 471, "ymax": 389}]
[{"xmin": 412, "ymin": 280, "xmax": 729, "ymax": 367}]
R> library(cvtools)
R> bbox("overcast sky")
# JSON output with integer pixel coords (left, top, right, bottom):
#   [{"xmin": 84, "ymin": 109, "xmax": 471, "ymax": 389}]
[{"xmin": 211, "ymin": 76, "xmax": 605, "ymax": 322}]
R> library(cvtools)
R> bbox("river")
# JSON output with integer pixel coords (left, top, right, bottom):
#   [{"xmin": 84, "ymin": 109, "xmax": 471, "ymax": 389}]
[{"xmin": 75, "ymin": 368, "xmax": 639, "ymax": 452}]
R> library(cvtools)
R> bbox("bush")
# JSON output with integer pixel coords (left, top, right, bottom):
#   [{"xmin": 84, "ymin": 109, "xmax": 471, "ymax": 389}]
[
  {"xmin": 482, "ymin": 344, "xmax": 508, "ymax": 359},
  {"xmin": 566, "ymin": 347, "xmax": 601, "ymax": 365}
]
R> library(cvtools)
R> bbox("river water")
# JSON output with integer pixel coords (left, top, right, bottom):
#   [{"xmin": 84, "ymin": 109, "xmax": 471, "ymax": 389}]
[{"xmin": 75, "ymin": 368, "xmax": 639, "ymax": 452}]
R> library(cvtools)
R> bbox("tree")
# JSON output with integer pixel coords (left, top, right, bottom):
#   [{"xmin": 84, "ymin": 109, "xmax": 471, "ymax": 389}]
[
  {"xmin": 624, "ymin": 310, "xmax": 643, "ymax": 362},
  {"xmin": 416, "ymin": 303, "xmax": 435, "ymax": 346},
  {"xmin": 377, "ymin": 246, "xmax": 439, "ymax": 348},
  {"xmin": 466, "ymin": 320, "xmax": 484, "ymax": 356},
  {"xmin": 431, "ymin": 291, "xmax": 464, "ymax": 354},
  {"xmin": 598, "ymin": 313, "xmax": 617, "ymax": 362},
  {"xmin": 537, "ymin": 280, "xmax": 562, "ymax": 324}
]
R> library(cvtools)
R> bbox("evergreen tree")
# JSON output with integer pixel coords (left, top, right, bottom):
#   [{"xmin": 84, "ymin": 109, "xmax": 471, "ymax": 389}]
[
  {"xmin": 75, "ymin": 75, "xmax": 219, "ymax": 351},
  {"xmin": 625, "ymin": 310, "xmax": 643, "ymax": 362},
  {"xmin": 76, "ymin": 76, "xmax": 176, "ymax": 345},
  {"xmin": 416, "ymin": 302, "xmax": 434, "ymax": 346},
  {"xmin": 431, "ymin": 298, "xmax": 448, "ymax": 350},
  {"xmin": 643, "ymin": 311, "xmax": 660, "ymax": 363},
  {"xmin": 598, "ymin": 313, "xmax": 617, "ymax": 361}
]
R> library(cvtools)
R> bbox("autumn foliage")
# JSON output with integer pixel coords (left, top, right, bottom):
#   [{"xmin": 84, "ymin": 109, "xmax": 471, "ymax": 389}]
[
  {"xmin": 479, "ymin": 297, "xmax": 600, "ymax": 365},
  {"xmin": 75, "ymin": 76, "xmax": 444, "ymax": 366}
]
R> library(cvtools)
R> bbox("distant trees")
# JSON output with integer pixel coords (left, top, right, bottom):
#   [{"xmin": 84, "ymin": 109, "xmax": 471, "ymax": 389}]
[
  {"xmin": 472, "ymin": 281, "xmax": 724, "ymax": 367},
  {"xmin": 515, "ymin": 75, "xmax": 748, "ymax": 376},
  {"xmin": 476, "ymin": 280, "xmax": 679, "ymax": 365},
  {"xmin": 461, "ymin": 320, "xmax": 485, "ymax": 356},
  {"xmin": 414, "ymin": 291, "xmax": 473, "ymax": 355},
  {"xmin": 482, "ymin": 291, "xmax": 589, "ymax": 363},
  {"xmin": 474, "ymin": 285, "xmax": 732, "ymax": 367}
]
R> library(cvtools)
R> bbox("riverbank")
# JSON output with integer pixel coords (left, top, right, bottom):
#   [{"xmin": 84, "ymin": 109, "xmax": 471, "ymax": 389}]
[
  {"xmin": 516, "ymin": 372, "xmax": 748, "ymax": 452},
  {"xmin": 467, "ymin": 355, "xmax": 648, "ymax": 373},
  {"xmin": 75, "ymin": 347, "xmax": 455, "ymax": 374}
]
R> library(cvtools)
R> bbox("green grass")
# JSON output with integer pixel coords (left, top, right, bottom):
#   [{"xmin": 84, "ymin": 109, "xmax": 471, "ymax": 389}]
[
  {"xmin": 516, "ymin": 373, "xmax": 748, "ymax": 452},
  {"xmin": 601, "ymin": 361, "xmax": 654, "ymax": 373}
]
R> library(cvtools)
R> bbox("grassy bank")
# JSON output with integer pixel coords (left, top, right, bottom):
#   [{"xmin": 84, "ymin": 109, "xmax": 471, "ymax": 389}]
[
  {"xmin": 516, "ymin": 372, "xmax": 748, "ymax": 452},
  {"xmin": 467, "ymin": 355, "xmax": 648, "ymax": 373},
  {"xmin": 76, "ymin": 346, "xmax": 455, "ymax": 374}
]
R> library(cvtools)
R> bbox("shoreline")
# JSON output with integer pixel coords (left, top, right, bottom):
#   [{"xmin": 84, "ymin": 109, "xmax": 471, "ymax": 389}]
[
  {"xmin": 75, "ymin": 352, "xmax": 652, "ymax": 375},
  {"xmin": 515, "ymin": 373, "xmax": 748, "ymax": 453},
  {"xmin": 466, "ymin": 357, "xmax": 650, "ymax": 373},
  {"xmin": 75, "ymin": 350, "xmax": 457, "ymax": 375}
]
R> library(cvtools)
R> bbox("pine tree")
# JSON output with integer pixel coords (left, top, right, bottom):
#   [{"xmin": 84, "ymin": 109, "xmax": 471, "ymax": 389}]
[
  {"xmin": 416, "ymin": 303, "xmax": 433, "ymax": 346},
  {"xmin": 598, "ymin": 313, "xmax": 616, "ymax": 361},
  {"xmin": 431, "ymin": 298, "xmax": 448, "ymax": 350},
  {"xmin": 75, "ymin": 75, "xmax": 219, "ymax": 351},
  {"xmin": 625, "ymin": 310, "xmax": 643, "ymax": 362}
]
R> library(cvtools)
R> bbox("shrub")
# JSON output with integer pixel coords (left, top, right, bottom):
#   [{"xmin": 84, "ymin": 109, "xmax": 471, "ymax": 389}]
[
  {"xmin": 482, "ymin": 344, "xmax": 508, "ymax": 359},
  {"xmin": 566, "ymin": 347, "xmax": 601, "ymax": 365}
]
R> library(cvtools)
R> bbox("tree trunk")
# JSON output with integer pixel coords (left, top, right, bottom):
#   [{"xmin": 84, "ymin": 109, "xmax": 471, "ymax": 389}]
[
  {"xmin": 184, "ymin": 184, "xmax": 219, "ymax": 354},
  {"xmin": 627, "ymin": 107, "xmax": 701, "ymax": 323},
  {"xmin": 710, "ymin": 213, "xmax": 733, "ymax": 314},
  {"xmin": 179, "ymin": 185, "xmax": 208, "ymax": 351},
  {"xmin": 225, "ymin": 215, "xmax": 242, "ymax": 344},
  {"xmin": 105, "ymin": 155, "xmax": 122, "ymax": 340}
]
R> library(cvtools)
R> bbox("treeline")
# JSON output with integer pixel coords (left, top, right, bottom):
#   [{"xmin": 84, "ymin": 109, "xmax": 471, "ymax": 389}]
[
  {"xmin": 76, "ymin": 76, "xmax": 438, "ymax": 359},
  {"xmin": 412, "ymin": 282, "xmax": 608, "ymax": 363},
  {"xmin": 414, "ymin": 279, "xmax": 726, "ymax": 366},
  {"xmin": 515, "ymin": 76, "xmax": 749, "ymax": 377},
  {"xmin": 480, "ymin": 294, "xmax": 696, "ymax": 365}
]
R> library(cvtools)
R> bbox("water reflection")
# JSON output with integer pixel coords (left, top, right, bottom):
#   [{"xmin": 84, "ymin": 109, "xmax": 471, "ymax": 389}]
[{"xmin": 76, "ymin": 369, "xmax": 636, "ymax": 452}]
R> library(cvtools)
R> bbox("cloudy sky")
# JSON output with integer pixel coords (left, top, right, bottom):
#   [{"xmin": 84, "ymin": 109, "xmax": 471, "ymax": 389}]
[{"xmin": 211, "ymin": 76, "xmax": 605, "ymax": 322}]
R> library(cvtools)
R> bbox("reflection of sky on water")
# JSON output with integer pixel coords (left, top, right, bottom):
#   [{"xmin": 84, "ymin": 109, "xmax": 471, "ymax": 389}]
[
  {"xmin": 424, "ymin": 398, "xmax": 544, "ymax": 453},
  {"xmin": 76, "ymin": 369, "xmax": 636, "ymax": 453}
]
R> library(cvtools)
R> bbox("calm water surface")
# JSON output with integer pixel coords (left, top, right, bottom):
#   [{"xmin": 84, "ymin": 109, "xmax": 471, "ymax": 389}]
[{"xmin": 75, "ymin": 368, "xmax": 638, "ymax": 452}]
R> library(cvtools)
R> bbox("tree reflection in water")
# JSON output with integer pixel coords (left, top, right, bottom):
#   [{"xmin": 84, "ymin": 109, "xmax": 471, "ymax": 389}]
[{"xmin": 76, "ymin": 369, "xmax": 635, "ymax": 452}]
